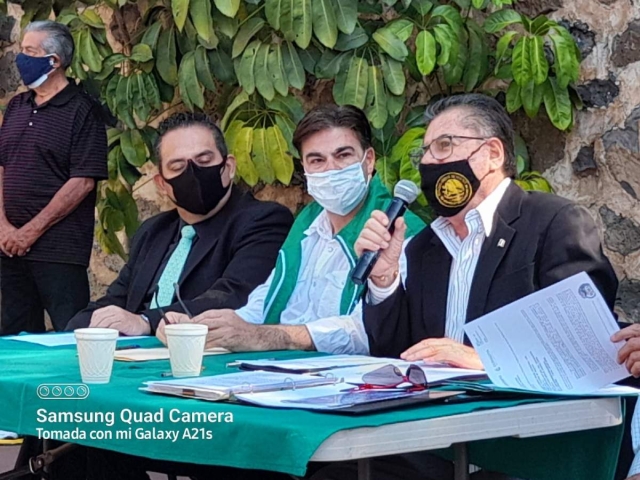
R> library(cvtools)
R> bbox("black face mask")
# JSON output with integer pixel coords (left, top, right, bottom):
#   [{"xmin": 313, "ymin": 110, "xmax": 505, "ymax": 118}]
[
  {"xmin": 165, "ymin": 161, "xmax": 230, "ymax": 215},
  {"xmin": 419, "ymin": 159, "xmax": 480, "ymax": 217}
]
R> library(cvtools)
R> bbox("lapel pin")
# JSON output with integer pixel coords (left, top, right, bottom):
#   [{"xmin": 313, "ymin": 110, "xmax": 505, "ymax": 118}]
[{"xmin": 497, "ymin": 239, "xmax": 506, "ymax": 248}]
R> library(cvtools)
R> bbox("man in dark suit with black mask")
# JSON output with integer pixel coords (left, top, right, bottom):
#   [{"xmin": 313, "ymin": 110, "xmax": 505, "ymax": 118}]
[
  {"xmin": 356, "ymin": 93, "xmax": 617, "ymax": 366},
  {"xmin": 66, "ymin": 112, "xmax": 293, "ymax": 334},
  {"xmin": 313, "ymin": 93, "xmax": 620, "ymax": 480}
]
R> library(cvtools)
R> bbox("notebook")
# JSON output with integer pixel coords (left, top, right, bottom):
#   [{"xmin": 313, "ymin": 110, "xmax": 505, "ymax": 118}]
[{"xmin": 142, "ymin": 371, "xmax": 341, "ymax": 401}]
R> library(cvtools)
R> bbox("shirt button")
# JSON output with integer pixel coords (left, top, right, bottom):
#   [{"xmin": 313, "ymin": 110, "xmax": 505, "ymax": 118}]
[
  {"xmin": 328, "ymin": 247, "xmax": 334, "ymax": 253},
  {"xmin": 28, "ymin": 122, "xmax": 33, "ymax": 126},
  {"xmin": 33, "ymin": 110, "xmax": 37, "ymax": 114}
]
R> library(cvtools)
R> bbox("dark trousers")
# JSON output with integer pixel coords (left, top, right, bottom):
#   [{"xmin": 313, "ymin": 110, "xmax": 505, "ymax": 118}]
[
  {"xmin": 0, "ymin": 257, "xmax": 89, "ymax": 334},
  {"xmin": 85, "ymin": 447, "xmax": 292, "ymax": 480}
]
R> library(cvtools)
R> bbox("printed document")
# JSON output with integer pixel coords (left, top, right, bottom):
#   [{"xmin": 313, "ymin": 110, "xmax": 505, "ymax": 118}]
[{"xmin": 464, "ymin": 272, "xmax": 629, "ymax": 394}]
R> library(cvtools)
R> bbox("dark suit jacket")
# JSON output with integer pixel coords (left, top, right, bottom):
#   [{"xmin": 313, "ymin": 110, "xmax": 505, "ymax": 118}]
[
  {"xmin": 67, "ymin": 189, "xmax": 293, "ymax": 331},
  {"xmin": 365, "ymin": 182, "xmax": 619, "ymax": 358}
]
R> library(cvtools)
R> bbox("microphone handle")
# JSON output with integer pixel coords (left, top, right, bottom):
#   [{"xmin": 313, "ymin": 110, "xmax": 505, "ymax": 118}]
[{"xmin": 351, "ymin": 198, "xmax": 408, "ymax": 286}]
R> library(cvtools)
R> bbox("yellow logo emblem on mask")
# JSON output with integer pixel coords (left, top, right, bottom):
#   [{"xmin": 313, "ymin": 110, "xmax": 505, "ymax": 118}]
[{"xmin": 435, "ymin": 172, "xmax": 473, "ymax": 207}]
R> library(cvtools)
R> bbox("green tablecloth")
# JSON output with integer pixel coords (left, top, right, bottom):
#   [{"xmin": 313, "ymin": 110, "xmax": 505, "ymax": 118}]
[{"xmin": 0, "ymin": 336, "xmax": 624, "ymax": 479}]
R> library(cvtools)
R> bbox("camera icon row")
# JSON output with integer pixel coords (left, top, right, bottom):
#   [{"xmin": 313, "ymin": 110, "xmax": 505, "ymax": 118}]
[{"xmin": 37, "ymin": 384, "xmax": 90, "ymax": 400}]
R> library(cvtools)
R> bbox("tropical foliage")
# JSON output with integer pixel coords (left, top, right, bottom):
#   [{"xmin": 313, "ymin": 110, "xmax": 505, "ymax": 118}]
[{"xmin": 6, "ymin": 0, "xmax": 581, "ymax": 256}]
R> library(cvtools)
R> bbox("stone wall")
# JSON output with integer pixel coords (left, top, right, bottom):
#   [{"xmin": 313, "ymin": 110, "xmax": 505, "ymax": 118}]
[{"xmin": 0, "ymin": 0, "xmax": 639, "ymax": 321}]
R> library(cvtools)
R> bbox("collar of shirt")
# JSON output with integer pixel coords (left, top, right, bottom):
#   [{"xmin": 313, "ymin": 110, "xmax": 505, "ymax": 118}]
[
  {"xmin": 432, "ymin": 177, "xmax": 512, "ymax": 240},
  {"xmin": 28, "ymin": 80, "xmax": 79, "ymax": 108},
  {"xmin": 303, "ymin": 210, "xmax": 334, "ymax": 241}
]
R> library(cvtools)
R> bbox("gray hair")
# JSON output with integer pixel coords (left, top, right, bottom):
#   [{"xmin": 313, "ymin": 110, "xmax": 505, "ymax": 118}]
[
  {"xmin": 424, "ymin": 94, "xmax": 517, "ymax": 177},
  {"xmin": 23, "ymin": 21, "xmax": 75, "ymax": 69}
]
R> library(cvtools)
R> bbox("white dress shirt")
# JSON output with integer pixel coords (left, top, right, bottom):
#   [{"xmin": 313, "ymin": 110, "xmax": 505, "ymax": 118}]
[
  {"xmin": 369, "ymin": 178, "xmax": 512, "ymax": 343},
  {"xmin": 236, "ymin": 211, "xmax": 407, "ymax": 355}
]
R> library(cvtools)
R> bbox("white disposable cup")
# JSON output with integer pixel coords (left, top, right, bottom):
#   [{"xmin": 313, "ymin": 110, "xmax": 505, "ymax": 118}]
[
  {"xmin": 74, "ymin": 328, "xmax": 119, "ymax": 384},
  {"xmin": 165, "ymin": 324, "xmax": 208, "ymax": 378}
]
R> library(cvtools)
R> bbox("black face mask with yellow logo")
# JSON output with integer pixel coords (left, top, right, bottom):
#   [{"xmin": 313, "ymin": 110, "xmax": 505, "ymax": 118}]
[{"xmin": 419, "ymin": 159, "xmax": 480, "ymax": 217}]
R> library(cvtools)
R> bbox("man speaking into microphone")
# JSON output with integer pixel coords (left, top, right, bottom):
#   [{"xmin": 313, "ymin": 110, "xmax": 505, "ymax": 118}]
[{"xmin": 355, "ymin": 94, "xmax": 618, "ymax": 369}]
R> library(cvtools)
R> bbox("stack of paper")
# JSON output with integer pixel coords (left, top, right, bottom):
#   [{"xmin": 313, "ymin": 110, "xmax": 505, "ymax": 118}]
[{"xmin": 142, "ymin": 371, "xmax": 340, "ymax": 401}]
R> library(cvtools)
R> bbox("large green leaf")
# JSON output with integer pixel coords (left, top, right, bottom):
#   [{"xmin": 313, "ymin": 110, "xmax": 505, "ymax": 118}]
[
  {"xmin": 412, "ymin": 0, "xmax": 434, "ymax": 15},
  {"xmin": 268, "ymin": 44, "xmax": 290, "ymax": 97},
  {"xmin": 179, "ymin": 51, "xmax": 205, "ymax": 110},
  {"xmin": 529, "ymin": 36, "xmax": 549, "ymax": 85},
  {"xmin": 177, "ymin": 18, "xmax": 198, "ymax": 54},
  {"xmin": 379, "ymin": 54, "xmax": 405, "ymax": 96},
  {"xmin": 494, "ymin": 31, "xmax": 518, "ymax": 74},
  {"xmin": 543, "ymin": 77, "xmax": 572, "ymax": 130},
  {"xmin": 342, "ymin": 56, "xmax": 369, "ymax": 109},
  {"xmin": 511, "ymin": 36, "xmax": 532, "ymax": 86},
  {"xmin": 283, "ymin": 41, "xmax": 306, "ymax": 90},
  {"xmin": 298, "ymin": 45, "xmax": 321, "ymax": 74},
  {"xmin": 212, "ymin": 9, "xmax": 239, "ymax": 38},
  {"xmin": 506, "ymin": 81, "xmax": 522, "ymax": 113},
  {"xmin": 266, "ymin": 95, "xmax": 305, "ymax": 123},
  {"xmin": 293, "ymin": 0, "xmax": 312, "ymax": 48},
  {"xmin": 252, "ymin": 127, "xmax": 276, "ymax": 183},
  {"xmin": 333, "ymin": 0, "xmax": 357, "ymax": 34},
  {"xmin": 313, "ymin": 0, "xmax": 338, "ymax": 48},
  {"xmin": 208, "ymin": 48, "xmax": 236, "ymax": 84},
  {"xmin": 375, "ymin": 157, "xmax": 399, "ymax": 191},
  {"xmin": 442, "ymin": 26, "xmax": 467, "ymax": 85},
  {"xmin": 141, "ymin": 22, "xmax": 162, "ymax": 50},
  {"xmin": 462, "ymin": 24, "xmax": 485, "ymax": 91},
  {"xmin": 254, "ymin": 43, "xmax": 276, "ymax": 101},
  {"xmin": 386, "ymin": 19, "xmax": 414, "ymax": 42},
  {"xmin": 221, "ymin": 90, "xmax": 250, "ymax": 129},
  {"xmin": 78, "ymin": 28, "xmax": 102, "ymax": 72},
  {"xmin": 386, "ymin": 94, "xmax": 405, "ymax": 118},
  {"xmin": 267, "ymin": 126, "xmax": 294, "ymax": 184},
  {"xmin": 275, "ymin": 115, "xmax": 298, "ymax": 156},
  {"xmin": 365, "ymin": 65, "xmax": 387, "ymax": 129},
  {"xmin": 521, "ymin": 80, "xmax": 544, "ymax": 117},
  {"xmin": 315, "ymin": 50, "xmax": 347, "ymax": 79},
  {"xmin": 483, "ymin": 9, "xmax": 521, "ymax": 33},
  {"xmin": 334, "ymin": 26, "xmax": 368, "ymax": 51},
  {"xmin": 332, "ymin": 69, "xmax": 348, "ymax": 105},
  {"xmin": 142, "ymin": 73, "xmax": 162, "ymax": 110},
  {"xmin": 433, "ymin": 24, "xmax": 456, "ymax": 66},
  {"xmin": 130, "ymin": 44, "xmax": 153, "ymax": 63},
  {"xmin": 214, "ymin": 0, "xmax": 240, "ymax": 17},
  {"xmin": 156, "ymin": 27, "xmax": 178, "ymax": 86},
  {"xmin": 550, "ymin": 27, "xmax": 579, "ymax": 88},
  {"xmin": 373, "ymin": 29, "xmax": 408, "ymax": 61},
  {"xmin": 171, "ymin": 0, "xmax": 189, "ymax": 31},
  {"xmin": 120, "ymin": 129, "xmax": 147, "ymax": 167},
  {"xmin": 280, "ymin": 0, "xmax": 295, "ymax": 41},
  {"xmin": 265, "ymin": 0, "xmax": 283, "ymax": 30},
  {"xmin": 430, "ymin": 5, "xmax": 463, "ymax": 29},
  {"xmin": 195, "ymin": 46, "xmax": 217, "ymax": 92},
  {"xmin": 236, "ymin": 40, "xmax": 261, "ymax": 94},
  {"xmin": 233, "ymin": 125, "xmax": 260, "ymax": 187},
  {"xmin": 416, "ymin": 30, "xmax": 436, "ymax": 76},
  {"xmin": 232, "ymin": 17, "xmax": 265, "ymax": 58},
  {"xmin": 189, "ymin": 0, "xmax": 213, "ymax": 42}
]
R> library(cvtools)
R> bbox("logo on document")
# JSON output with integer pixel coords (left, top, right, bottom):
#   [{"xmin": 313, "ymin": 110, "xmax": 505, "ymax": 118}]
[
  {"xmin": 37, "ymin": 384, "xmax": 90, "ymax": 400},
  {"xmin": 578, "ymin": 283, "xmax": 596, "ymax": 299}
]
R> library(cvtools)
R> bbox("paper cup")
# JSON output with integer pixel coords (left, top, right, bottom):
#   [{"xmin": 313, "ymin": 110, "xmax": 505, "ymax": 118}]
[
  {"xmin": 165, "ymin": 324, "xmax": 208, "ymax": 378},
  {"xmin": 74, "ymin": 328, "xmax": 119, "ymax": 384}
]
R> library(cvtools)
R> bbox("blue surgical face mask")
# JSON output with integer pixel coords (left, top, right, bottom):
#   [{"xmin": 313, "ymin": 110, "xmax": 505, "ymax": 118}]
[
  {"xmin": 15, "ymin": 53, "xmax": 56, "ymax": 88},
  {"xmin": 305, "ymin": 151, "xmax": 370, "ymax": 216}
]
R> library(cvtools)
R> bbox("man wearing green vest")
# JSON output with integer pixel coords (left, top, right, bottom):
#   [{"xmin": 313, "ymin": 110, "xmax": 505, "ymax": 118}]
[{"xmin": 158, "ymin": 104, "xmax": 424, "ymax": 355}]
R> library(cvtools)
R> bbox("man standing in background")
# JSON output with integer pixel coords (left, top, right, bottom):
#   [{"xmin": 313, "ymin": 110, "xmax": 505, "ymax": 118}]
[{"xmin": 0, "ymin": 21, "xmax": 108, "ymax": 334}]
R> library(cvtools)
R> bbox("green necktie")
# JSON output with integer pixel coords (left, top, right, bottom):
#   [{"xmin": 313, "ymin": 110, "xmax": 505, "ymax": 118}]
[{"xmin": 151, "ymin": 225, "xmax": 196, "ymax": 308}]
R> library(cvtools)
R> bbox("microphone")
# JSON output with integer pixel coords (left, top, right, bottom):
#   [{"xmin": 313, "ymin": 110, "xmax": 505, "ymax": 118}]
[{"xmin": 351, "ymin": 180, "xmax": 420, "ymax": 285}]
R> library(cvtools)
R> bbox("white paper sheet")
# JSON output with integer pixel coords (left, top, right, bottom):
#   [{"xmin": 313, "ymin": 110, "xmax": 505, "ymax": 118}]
[
  {"xmin": 234, "ymin": 354, "xmax": 396, "ymax": 373},
  {"xmin": 114, "ymin": 347, "xmax": 229, "ymax": 362},
  {"xmin": 464, "ymin": 272, "xmax": 629, "ymax": 394},
  {"xmin": 5, "ymin": 333, "xmax": 148, "ymax": 347}
]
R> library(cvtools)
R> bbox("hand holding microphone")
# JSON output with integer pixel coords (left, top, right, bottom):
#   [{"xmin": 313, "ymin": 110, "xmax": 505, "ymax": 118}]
[{"xmin": 352, "ymin": 180, "xmax": 420, "ymax": 287}]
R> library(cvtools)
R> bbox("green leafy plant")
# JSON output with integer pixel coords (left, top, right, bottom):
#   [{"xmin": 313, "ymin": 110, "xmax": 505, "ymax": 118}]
[{"xmin": 5, "ymin": 0, "xmax": 583, "ymax": 257}]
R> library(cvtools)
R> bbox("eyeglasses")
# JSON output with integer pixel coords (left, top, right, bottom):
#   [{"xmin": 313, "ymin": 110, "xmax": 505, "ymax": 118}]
[
  {"xmin": 350, "ymin": 364, "xmax": 428, "ymax": 391},
  {"xmin": 408, "ymin": 135, "xmax": 487, "ymax": 167}
]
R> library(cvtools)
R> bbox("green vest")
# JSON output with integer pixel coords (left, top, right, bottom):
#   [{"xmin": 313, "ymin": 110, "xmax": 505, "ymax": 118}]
[{"xmin": 263, "ymin": 176, "xmax": 425, "ymax": 324}]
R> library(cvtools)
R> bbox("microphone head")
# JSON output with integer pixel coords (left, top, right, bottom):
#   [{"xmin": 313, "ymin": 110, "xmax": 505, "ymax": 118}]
[{"xmin": 393, "ymin": 180, "xmax": 420, "ymax": 204}]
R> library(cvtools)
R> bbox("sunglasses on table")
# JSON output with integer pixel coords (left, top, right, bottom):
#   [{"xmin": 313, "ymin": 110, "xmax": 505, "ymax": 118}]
[{"xmin": 349, "ymin": 364, "xmax": 428, "ymax": 392}]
